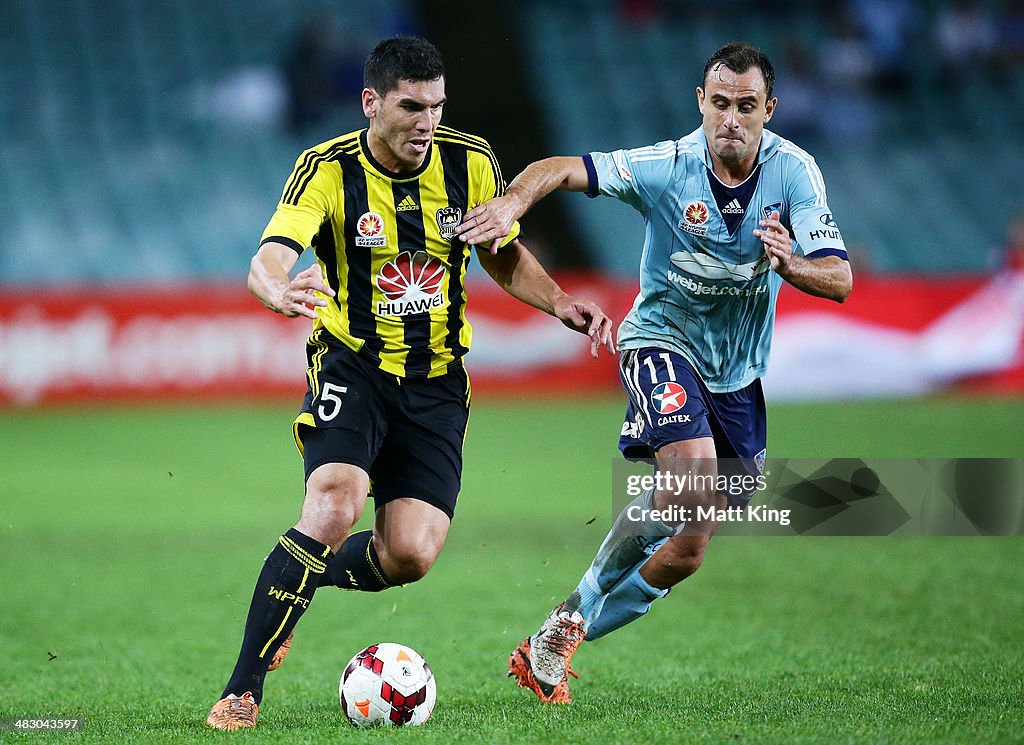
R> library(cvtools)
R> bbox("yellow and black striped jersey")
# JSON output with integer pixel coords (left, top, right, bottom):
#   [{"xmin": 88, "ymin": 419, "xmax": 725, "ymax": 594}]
[{"xmin": 261, "ymin": 125, "xmax": 521, "ymax": 378}]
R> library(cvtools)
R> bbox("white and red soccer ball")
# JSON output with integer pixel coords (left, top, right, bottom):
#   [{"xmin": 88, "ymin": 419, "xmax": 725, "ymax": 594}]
[{"xmin": 339, "ymin": 643, "xmax": 436, "ymax": 727}]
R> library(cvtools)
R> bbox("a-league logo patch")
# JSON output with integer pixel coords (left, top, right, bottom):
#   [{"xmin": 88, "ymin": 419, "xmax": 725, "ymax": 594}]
[
  {"xmin": 356, "ymin": 211, "xmax": 387, "ymax": 247},
  {"xmin": 678, "ymin": 201, "xmax": 709, "ymax": 238},
  {"xmin": 436, "ymin": 206, "xmax": 463, "ymax": 242},
  {"xmin": 650, "ymin": 381, "xmax": 687, "ymax": 414}
]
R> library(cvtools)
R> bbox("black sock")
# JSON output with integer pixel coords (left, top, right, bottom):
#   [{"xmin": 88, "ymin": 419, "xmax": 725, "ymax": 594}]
[
  {"xmin": 222, "ymin": 528, "xmax": 333, "ymax": 704},
  {"xmin": 319, "ymin": 529, "xmax": 393, "ymax": 591}
]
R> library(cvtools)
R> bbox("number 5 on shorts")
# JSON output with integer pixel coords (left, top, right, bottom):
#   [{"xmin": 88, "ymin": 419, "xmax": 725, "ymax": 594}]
[{"xmin": 317, "ymin": 382, "xmax": 348, "ymax": 422}]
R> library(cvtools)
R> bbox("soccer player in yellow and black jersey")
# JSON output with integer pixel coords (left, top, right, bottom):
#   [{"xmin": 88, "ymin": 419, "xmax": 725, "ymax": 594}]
[{"xmin": 206, "ymin": 36, "xmax": 614, "ymax": 730}]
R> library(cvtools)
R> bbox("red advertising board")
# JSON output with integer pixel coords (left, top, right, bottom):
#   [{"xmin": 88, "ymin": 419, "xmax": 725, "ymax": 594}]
[
  {"xmin": 1, "ymin": 273, "xmax": 1021, "ymax": 406},
  {"xmin": 0, "ymin": 279, "xmax": 633, "ymax": 406}
]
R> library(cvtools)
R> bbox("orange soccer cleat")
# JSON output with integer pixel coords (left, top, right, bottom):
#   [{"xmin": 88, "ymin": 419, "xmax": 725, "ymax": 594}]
[
  {"xmin": 508, "ymin": 604, "xmax": 584, "ymax": 706},
  {"xmin": 508, "ymin": 637, "xmax": 573, "ymax": 704},
  {"xmin": 205, "ymin": 691, "xmax": 258, "ymax": 730}
]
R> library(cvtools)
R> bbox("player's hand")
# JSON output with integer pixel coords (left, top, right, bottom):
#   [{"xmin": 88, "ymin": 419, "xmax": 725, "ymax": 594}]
[
  {"xmin": 552, "ymin": 294, "xmax": 616, "ymax": 358},
  {"xmin": 753, "ymin": 210, "xmax": 794, "ymax": 274},
  {"xmin": 457, "ymin": 194, "xmax": 523, "ymax": 254},
  {"xmin": 276, "ymin": 265, "xmax": 335, "ymax": 319}
]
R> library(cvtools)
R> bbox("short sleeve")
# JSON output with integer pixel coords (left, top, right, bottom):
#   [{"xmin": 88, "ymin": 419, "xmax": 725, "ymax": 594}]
[
  {"xmin": 468, "ymin": 144, "xmax": 521, "ymax": 248},
  {"xmin": 260, "ymin": 150, "xmax": 339, "ymax": 253},
  {"xmin": 587, "ymin": 140, "xmax": 678, "ymax": 213},
  {"xmin": 785, "ymin": 154, "xmax": 848, "ymax": 260}
]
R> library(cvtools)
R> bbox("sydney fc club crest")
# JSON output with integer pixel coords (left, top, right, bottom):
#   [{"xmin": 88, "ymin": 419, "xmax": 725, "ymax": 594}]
[
  {"xmin": 436, "ymin": 206, "xmax": 463, "ymax": 242},
  {"xmin": 761, "ymin": 202, "xmax": 784, "ymax": 221}
]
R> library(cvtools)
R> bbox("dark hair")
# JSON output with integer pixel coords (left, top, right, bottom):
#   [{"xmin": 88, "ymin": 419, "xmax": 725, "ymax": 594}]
[
  {"xmin": 364, "ymin": 36, "xmax": 445, "ymax": 95},
  {"xmin": 702, "ymin": 42, "xmax": 775, "ymax": 99}
]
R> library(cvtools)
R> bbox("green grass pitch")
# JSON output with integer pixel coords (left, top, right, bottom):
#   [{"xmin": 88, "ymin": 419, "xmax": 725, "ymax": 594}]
[{"xmin": 1, "ymin": 396, "xmax": 1022, "ymax": 743}]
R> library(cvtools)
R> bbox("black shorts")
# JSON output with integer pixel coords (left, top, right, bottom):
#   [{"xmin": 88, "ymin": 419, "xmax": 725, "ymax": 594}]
[{"xmin": 292, "ymin": 329, "xmax": 470, "ymax": 519}]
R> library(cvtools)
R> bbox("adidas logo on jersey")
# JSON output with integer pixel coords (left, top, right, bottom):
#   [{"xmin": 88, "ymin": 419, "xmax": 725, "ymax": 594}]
[
  {"xmin": 721, "ymin": 198, "xmax": 744, "ymax": 215},
  {"xmin": 396, "ymin": 195, "xmax": 420, "ymax": 212}
]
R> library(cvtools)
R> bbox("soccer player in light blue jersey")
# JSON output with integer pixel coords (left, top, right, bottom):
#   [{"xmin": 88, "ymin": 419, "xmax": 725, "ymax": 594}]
[{"xmin": 459, "ymin": 42, "xmax": 852, "ymax": 703}]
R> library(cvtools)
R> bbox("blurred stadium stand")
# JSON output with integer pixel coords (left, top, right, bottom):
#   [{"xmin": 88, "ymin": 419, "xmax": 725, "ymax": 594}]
[
  {"xmin": 0, "ymin": 0, "xmax": 413, "ymax": 283},
  {"xmin": 520, "ymin": 0, "xmax": 1024, "ymax": 275},
  {"xmin": 2, "ymin": 0, "xmax": 1023, "ymax": 284}
]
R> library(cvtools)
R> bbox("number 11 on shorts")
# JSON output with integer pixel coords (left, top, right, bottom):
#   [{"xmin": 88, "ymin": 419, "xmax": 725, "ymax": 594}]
[{"xmin": 642, "ymin": 352, "xmax": 676, "ymax": 383}]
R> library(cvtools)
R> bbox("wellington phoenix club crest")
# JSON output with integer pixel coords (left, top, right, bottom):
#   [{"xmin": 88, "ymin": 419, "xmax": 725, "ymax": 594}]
[
  {"xmin": 678, "ymin": 201, "xmax": 709, "ymax": 237},
  {"xmin": 375, "ymin": 250, "xmax": 448, "ymax": 316},
  {"xmin": 436, "ymin": 206, "xmax": 463, "ymax": 242},
  {"xmin": 356, "ymin": 211, "xmax": 387, "ymax": 247},
  {"xmin": 650, "ymin": 381, "xmax": 687, "ymax": 414}
]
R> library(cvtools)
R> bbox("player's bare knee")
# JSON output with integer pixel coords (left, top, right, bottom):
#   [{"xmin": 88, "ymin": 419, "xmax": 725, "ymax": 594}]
[
  {"xmin": 296, "ymin": 500, "xmax": 362, "ymax": 548},
  {"xmin": 664, "ymin": 539, "xmax": 707, "ymax": 580},
  {"xmin": 678, "ymin": 545, "xmax": 707, "ymax": 576},
  {"xmin": 383, "ymin": 554, "xmax": 433, "ymax": 584},
  {"xmin": 379, "ymin": 543, "xmax": 439, "ymax": 584},
  {"xmin": 307, "ymin": 464, "xmax": 366, "ymax": 500},
  {"xmin": 298, "ymin": 471, "xmax": 367, "ymax": 546}
]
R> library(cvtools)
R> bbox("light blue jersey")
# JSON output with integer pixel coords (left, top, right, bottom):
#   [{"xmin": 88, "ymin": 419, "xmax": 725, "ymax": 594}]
[{"xmin": 585, "ymin": 127, "xmax": 847, "ymax": 393}]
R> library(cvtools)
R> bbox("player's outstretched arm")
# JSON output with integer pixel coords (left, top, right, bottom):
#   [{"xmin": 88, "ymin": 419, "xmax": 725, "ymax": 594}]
[
  {"xmin": 775, "ymin": 254, "xmax": 852, "ymax": 302},
  {"xmin": 477, "ymin": 239, "xmax": 615, "ymax": 358},
  {"xmin": 754, "ymin": 211, "xmax": 853, "ymax": 302},
  {"xmin": 248, "ymin": 241, "xmax": 336, "ymax": 319},
  {"xmin": 458, "ymin": 156, "xmax": 591, "ymax": 253}
]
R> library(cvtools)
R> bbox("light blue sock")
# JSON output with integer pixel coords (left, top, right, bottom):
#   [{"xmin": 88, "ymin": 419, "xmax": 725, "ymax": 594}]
[
  {"xmin": 572, "ymin": 570, "xmax": 607, "ymax": 627},
  {"xmin": 563, "ymin": 489, "xmax": 674, "ymax": 624},
  {"xmin": 584, "ymin": 561, "xmax": 669, "ymax": 640},
  {"xmin": 585, "ymin": 488, "xmax": 675, "ymax": 594}
]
